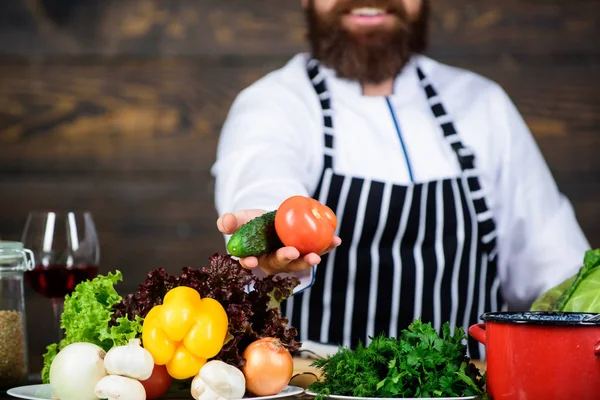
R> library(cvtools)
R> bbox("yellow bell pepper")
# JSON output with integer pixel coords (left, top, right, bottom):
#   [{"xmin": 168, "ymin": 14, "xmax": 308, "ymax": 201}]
[{"xmin": 141, "ymin": 286, "xmax": 229, "ymax": 380}]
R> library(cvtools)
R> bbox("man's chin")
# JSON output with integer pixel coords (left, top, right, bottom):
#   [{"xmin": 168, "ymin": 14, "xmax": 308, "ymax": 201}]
[
  {"xmin": 342, "ymin": 21, "xmax": 402, "ymax": 35},
  {"xmin": 344, "ymin": 30, "xmax": 400, "ymax": 47}
]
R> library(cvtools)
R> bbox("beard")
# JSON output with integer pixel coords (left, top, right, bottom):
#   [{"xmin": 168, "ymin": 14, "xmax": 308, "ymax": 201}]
[{"xmin": 305, "ymin": 0, "xmax": 429, "ymax": 84}]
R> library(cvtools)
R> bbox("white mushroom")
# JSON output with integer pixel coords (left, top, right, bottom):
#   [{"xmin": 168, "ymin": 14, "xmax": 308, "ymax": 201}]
[
  {"xmin": 103, "ymin": 338, "xmax": 154, "ymax": 380},
  {"xmin": 94, "ymin": 375, "xmax": 146, "ymax": 400},
  {"xmin": 191, "ymin": 360, "xmax": 246, "ymax": 400}
]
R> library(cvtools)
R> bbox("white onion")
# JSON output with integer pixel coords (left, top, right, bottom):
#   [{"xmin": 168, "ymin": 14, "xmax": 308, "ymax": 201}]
[{"xmin": 50, "ymin": 342, "xmax": 108, "ymax": 400}]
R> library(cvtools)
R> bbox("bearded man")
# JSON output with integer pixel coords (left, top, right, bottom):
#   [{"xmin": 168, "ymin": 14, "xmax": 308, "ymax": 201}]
[{"xmin": 212, "ymin": 0, "xmax": 589, "ymax": 359}]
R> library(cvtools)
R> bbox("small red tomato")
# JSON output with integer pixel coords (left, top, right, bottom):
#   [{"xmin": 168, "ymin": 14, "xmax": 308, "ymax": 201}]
[
  {"xmin": 275, "ymin": 196, "xmax": 337, "ymax": 255},
  {"xmin": 140, "ymin": 364, "xmax": 173, "ymax": 400}
]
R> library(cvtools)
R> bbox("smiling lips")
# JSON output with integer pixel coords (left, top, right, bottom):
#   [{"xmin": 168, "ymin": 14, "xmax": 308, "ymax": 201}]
[{"xmin": 344, "ymin": 7, "xmax": 394, "ymax": 27}]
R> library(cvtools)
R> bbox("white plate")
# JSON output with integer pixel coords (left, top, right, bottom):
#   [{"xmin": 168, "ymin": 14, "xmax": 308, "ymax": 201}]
[
  {"xmin": 7, "ymin": 384, "xmax": 305, "ymax": 400},
  {"xmin": 304, "ymin": 390, "xmax": 481, "ymax": 400},
  {"xmin": 250, "ymin": 386, "xmax": 305, "ymax": 399}
]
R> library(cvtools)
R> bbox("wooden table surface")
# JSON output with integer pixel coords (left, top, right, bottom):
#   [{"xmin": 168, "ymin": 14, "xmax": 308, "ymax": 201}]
[{"xmin": 0, "ymin": 358, "xmax": 486, "ymax": 400}]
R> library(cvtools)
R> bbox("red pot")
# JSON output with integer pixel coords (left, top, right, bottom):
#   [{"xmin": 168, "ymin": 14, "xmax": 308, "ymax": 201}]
[{"xmin": 469, "ymin": 312, "xmax": 600, "ymax": 400}]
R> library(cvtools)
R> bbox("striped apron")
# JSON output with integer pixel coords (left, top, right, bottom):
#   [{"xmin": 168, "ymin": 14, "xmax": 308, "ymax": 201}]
[{"xmin": 282, "ymin": 59, "xmax": 504, "ymax": 359}]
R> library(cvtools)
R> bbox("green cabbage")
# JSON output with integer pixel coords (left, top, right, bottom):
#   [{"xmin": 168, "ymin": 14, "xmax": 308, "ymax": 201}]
[{"xmin": 531, "ymin": 249, "xmax": 600, "ymax": 313}]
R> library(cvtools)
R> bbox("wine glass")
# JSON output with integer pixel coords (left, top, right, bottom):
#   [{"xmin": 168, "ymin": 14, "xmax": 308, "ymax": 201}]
[{"xmin": 21, "ymin": 211, "xmax": 100, "ymax": 341}]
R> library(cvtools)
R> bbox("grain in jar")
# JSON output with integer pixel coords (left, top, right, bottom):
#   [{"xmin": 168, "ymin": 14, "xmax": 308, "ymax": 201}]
[{"xmin": 0, "ymin": 310, "xmax": 27, "ymax": 388}]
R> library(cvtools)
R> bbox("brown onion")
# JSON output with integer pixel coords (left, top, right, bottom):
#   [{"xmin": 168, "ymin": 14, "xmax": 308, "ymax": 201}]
[{"xmin": 241, "ymin": 337, "xmax": 294, "ymax": 396}]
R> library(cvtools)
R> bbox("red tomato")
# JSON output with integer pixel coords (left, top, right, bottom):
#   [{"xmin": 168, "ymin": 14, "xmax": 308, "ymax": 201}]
[
  {"xmin": 275, "ymin": 196, "xmax": 337, "ymax": 255},
  {"xmin": 140, "ymin": 364, "xmax": 173, "ymax": 400}
]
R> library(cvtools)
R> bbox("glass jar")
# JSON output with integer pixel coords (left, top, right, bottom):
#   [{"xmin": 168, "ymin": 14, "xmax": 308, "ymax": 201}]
[{"xmin": 0, "ymin": 241, "xmax": 34, "ymax": 390}]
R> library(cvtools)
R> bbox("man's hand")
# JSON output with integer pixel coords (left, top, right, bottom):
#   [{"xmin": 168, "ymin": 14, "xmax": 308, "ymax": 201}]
[{"xmin": 217, "ymin": 209, "xmax": 342, "ymax": 275}]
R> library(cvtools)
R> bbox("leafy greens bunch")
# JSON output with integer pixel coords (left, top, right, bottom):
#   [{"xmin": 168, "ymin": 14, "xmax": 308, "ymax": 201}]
[
  {"xmin": 531, "ymin": 249, "xmax": 600, "ymax": 312},
  {"xmin": 309, "ymin": 320, "xmax": 485, "ymax": 398},
  {"xmin": 41, "ymin": 271, "xmax": 143, "ymax": 383}
]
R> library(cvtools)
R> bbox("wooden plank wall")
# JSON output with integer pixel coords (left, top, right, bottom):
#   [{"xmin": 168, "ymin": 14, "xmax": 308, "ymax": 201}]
[{"xmin": 0, "ymin": 0, "xmax": 598, "ymax": 373}]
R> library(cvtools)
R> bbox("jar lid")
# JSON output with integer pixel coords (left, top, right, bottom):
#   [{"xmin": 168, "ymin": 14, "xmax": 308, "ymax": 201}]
[
  {"xmin": 0, "ymin": 241, "xmax": 24, "ymax": 250},
  {"xmin": 0, "ymin": 241, "xmax": 33, "ymax": 272}
]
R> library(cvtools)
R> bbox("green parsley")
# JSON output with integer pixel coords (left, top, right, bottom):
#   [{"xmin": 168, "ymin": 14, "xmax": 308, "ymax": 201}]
[{"xmin": 308, "ymin": 320, "xmax": 486, "ymax": 398}]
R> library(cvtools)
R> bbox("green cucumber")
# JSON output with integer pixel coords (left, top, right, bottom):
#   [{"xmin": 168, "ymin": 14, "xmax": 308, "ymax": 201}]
[{"xmin": 226, "ymin": 210, "xmax": 283, "ymax": 257}]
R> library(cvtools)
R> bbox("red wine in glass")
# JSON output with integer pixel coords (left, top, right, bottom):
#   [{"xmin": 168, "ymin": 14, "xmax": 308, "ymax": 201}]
[
  {"xmin": 22, "ymin": 211, "xmax": 100, "ymax": 341},
  {"xmin": 24, "ymin": 264, "xmax": 99, "ymax": 298}
]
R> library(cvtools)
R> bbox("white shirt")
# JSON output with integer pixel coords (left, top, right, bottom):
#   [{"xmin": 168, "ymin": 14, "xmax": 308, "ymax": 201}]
[{"xmin": 212, "ymin": 53, "xmax": 590, "ymax": 311}]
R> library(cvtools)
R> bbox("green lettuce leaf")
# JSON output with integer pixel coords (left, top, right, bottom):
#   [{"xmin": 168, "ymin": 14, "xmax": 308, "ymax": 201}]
[
  {"xmin": 40, "ymin": 344, "xmax": 58, "ymax": 384},
  {"xmin": 563, "ymin": 252, "xmax": 600, "ymax": 312},
  {"xmin": 40, "ymin": 271, "xmax": 143, "ymax": 383},
  {"xmin": 554, "ymin": 249, "xmax": 600, "ymax": 312},
  {"xmin": 531, "ymin": 249, "xmax": 600, "ymax": 313},
  {"xmin": 530, "ymin": 275, "xmax": 576, "ymax": 311}
]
